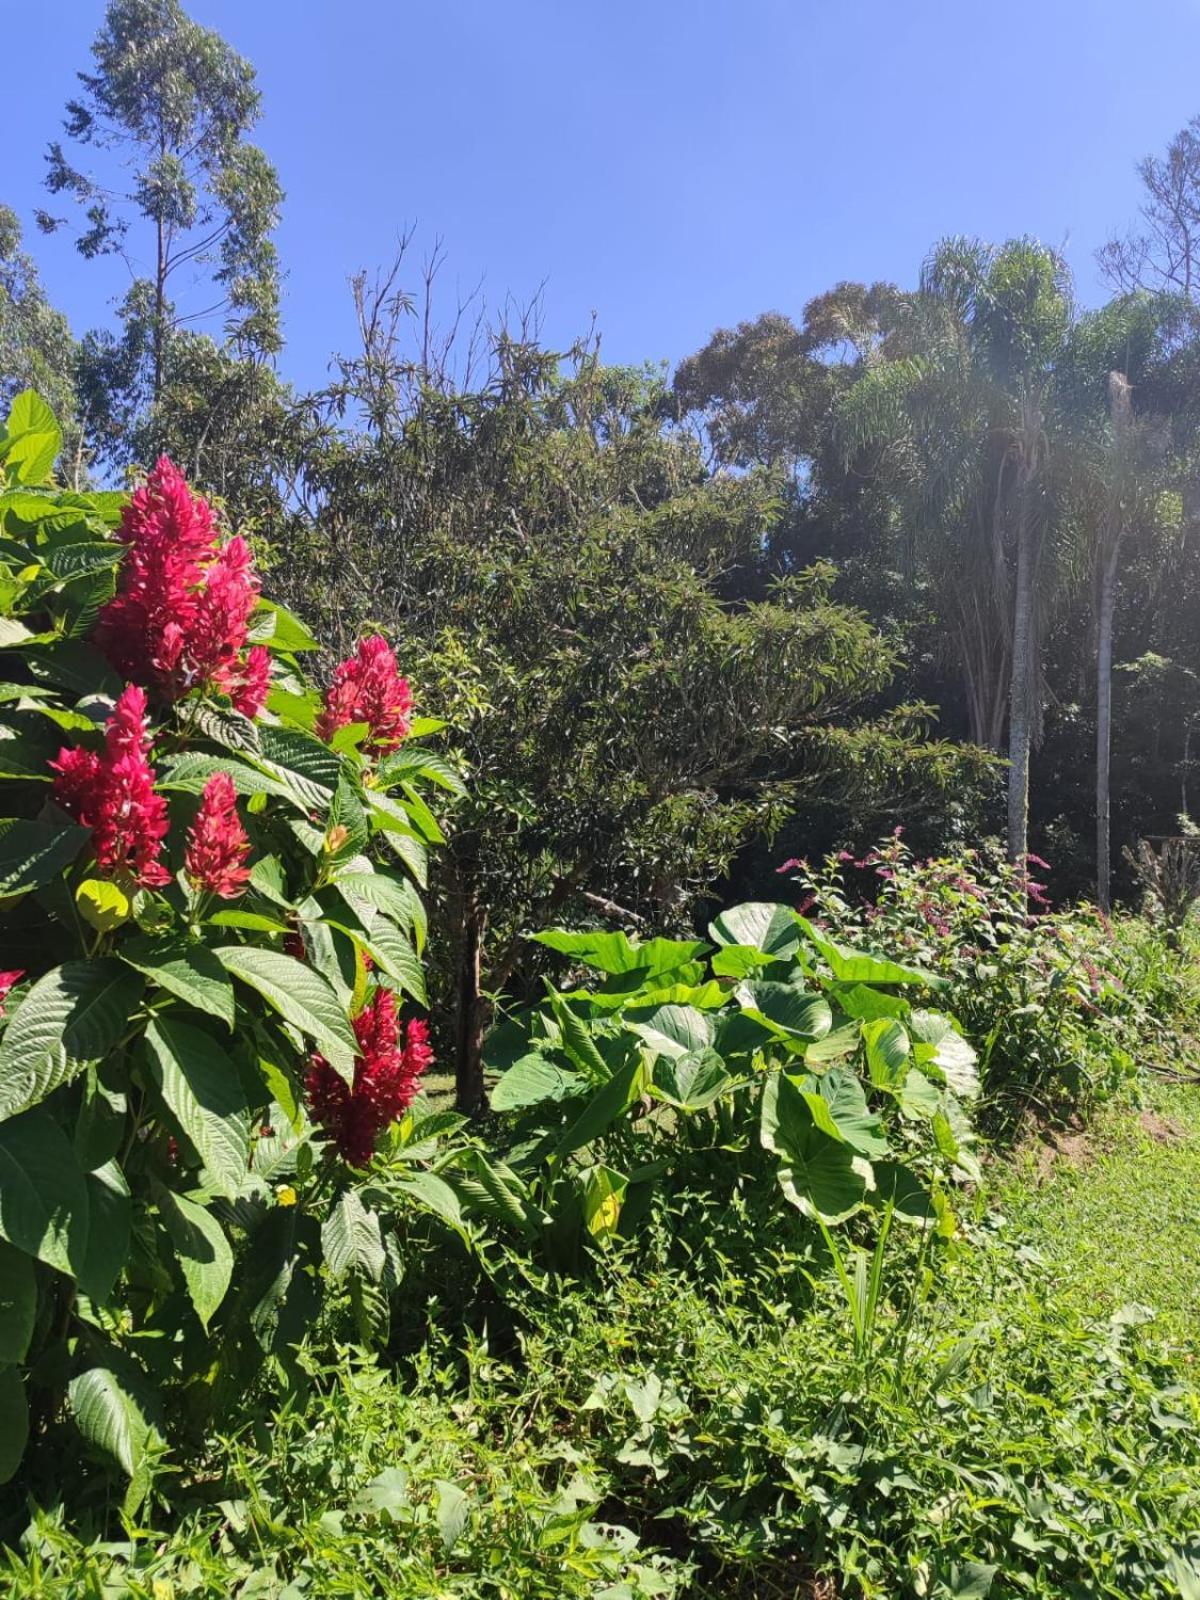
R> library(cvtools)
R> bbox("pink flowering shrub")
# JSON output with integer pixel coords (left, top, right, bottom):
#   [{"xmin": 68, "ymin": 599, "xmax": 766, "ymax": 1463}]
[
  {"xmin": 0, "ymin": 392, "xmax": 465, "ymax": 1497},
  {"xmin": 779, "ymin": 835, "xmax": 1158, "ymax": 1119}
]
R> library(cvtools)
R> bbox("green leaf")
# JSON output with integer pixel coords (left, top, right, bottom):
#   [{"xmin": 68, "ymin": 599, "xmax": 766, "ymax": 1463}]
[
  {"xmin": 322, "ymin": 1189, "xmax": 386, "ymax": 1284},
  {"xmin": 74, "ymin": 1067, "xmax": 126, "ymax": 1170},
  {"xmin": 1, "ymin": 390, "xmax": 61, "ymax": 485},
  {"xmin": 248, "ymin": 599, "xmax": 320, "ymax": 653},
  {"xmin": 490, "ymin": 1052, "xmax": 583, "ymax": 1112},
  {"xmin": 158, "ymin": 752, "xmax": 294, "ymax": 807},
  {"xmin": 78, "ymin": 1159, "xmax": 130, "ymax": 1305},
  {"xmin": 0, "ymin": 722, "xmax": 58, "ymax": 780},
  {"xmin": 863, "ymin": 1018, "xmax": 911, "ymax": 1088},
  {"xmin": 143, "ymin": 1017, "xmax": 250, "ymax": 1201},
  {"xmin": 214, "ymin": 947, "xmax": 358, "ymax": 1080},
  {"xmin": 434, "ymin": 1479, "xmax": 471, "ymax": 1551},
  {"xmin": 0, "ymin": 1106, "xmax": 89, "ymax": 1275},
  {"xmin": 0, "ymin": 818, "xmax": 90, "ymax": 897},
  {"xmin": 583, "ymin": 1164, "xmax": 629, "ymax": 1245},
  {"xmin": 332, "ymin": 870, "xmax": 426, "ymax": 951},
  {"xmin": 0, "ymin": 960, "xmax": 145, "ymax": 1123},
  {"xmin": 0, "ymin": 1240, "xmax": 36, "ymax": 1363},
  {"xmin": 909, "ymin": 1009, "xmax": 980, "ymax": 1099},
  {"xmin": 545, "ymin": 990, "xmax": 611, "ymax": 1082},
  {"xmin": 626, "ymin": 1002, "xmax": 715, "ymax": 1060},
  {"xmin": 760, "ymin": 1073, "xmax": 869, "ymax": 1223},
  {"xmin": 75, "ymin": 879, "xmax": 130, "ymax": 933},
  {"xmin": 736, "ymin": 982, "xmax": 833, "ymax": 1046},
  {"xmin": 393, "ymin": 1169, "xmax": 465, "ymax": 1230},
  {"xmin": 708, "ymin": 902, "xmax": 801, "ymax": 958},
  {"xmin": 327, "ymin": 901, "xmax": 426, "ymax": 1005},
  {"xmin": 796, "ymin": 1068, "xmax": 890, "ymax": 1158},
  {"xmin": 120, "ymin": 939, "xmax": 235, "ymax": 1031},
  {"xmin": 553, "ymin": 1056, "xmax": 646, "ymax": 1162},
  {"xmin": 23, "ymin": 640, "xmax": 122, "ymax": 700},
  {"xmin": 157, "ymin": 1189, "xmax": 233, "ymax": 1329},
  {"xmin": 533, "ymin": 929, "xmax": 707, "ymax": 977},
  {"xmin": 69, "ymin": 1361, "xmax": 155, "ymax": 1480},
  {"xmin": 0, "ymin": 1365, "xmax": 28, "ymax": 1483},
  {"xmin": 796, "ymin": 917, "xmax": 942, "ymax": 988},
  {"xmin": 374, "ymin": 746, "xmax": 465, "ymax": 795},
  {"xmin": 651, "ymin": 1047, "xmax": 731, "ymax": 1111}
]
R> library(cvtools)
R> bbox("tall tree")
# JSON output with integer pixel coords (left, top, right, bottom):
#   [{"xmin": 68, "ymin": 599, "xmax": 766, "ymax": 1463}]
[
  {"xmin": 837, "ymin": 237, "xmax": 1073, "ymax": 861},
  {"xmin": 37, "ymin": 0, "xmax": 282, "ymax": 461},
  {"xmin": 0, "ymin": 205, "xmax": 82, "ymax": 477},
  {"xmin": 1099, "ymin": 116, "xmax": 1200, "ymax": 299}
]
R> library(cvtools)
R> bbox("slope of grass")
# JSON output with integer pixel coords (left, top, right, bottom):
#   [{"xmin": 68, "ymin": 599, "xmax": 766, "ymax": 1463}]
[{"xmin": 997, "ymin": 1081, "xmax": 1200, "ymax": 1354}]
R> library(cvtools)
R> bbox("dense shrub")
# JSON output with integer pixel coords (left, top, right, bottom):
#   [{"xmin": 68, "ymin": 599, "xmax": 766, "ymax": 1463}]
[{"xmin": 0, "ymin": 392, "xmax": 463, "ymax": 1506}]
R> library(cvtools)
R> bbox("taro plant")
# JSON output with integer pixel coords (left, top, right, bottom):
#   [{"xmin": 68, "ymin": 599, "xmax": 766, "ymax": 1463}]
[
  {"xmin": 0, "ymin": 392, "xmax": 464, "ymax": 1505},
  {"xmin": 478, "ymin": 899, "xmax": 981, "ymax": 1269}
]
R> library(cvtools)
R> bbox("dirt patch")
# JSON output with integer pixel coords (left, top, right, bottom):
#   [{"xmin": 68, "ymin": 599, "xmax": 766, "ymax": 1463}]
[{"xmin": 1139, "ymin": 1109, "xmax": 1187, "ymax": 1145}]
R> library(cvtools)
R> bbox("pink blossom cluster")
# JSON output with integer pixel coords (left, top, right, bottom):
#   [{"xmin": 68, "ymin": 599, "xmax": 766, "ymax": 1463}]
[
  {"xmin": 184, "ymin": 772, "xmax": 252, "ymax": 899},
  {"xmin": 52, "ymin": 685, "xmax": 171, "ymax": 888},
  {"xmin": 306, "ymin": 986, "xmax": 433, "ymax": 1165},
  {"xmin": 316, "ymin": 635, "xmax": 413, "ymax": 757},
  {"xmin": 94, "ymin": 457, "xmax": 271, "ymax": 716}
]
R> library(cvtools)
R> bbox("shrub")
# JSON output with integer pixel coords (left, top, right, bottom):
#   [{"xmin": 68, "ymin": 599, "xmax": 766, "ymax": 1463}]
[{"xmin": 0, "ymin": 392, "xmax": 463, "ymax": 1506}]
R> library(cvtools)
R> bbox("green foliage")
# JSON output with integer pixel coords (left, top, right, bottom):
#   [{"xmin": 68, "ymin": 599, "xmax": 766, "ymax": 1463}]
[{"xmin": 0, "ymin": 392, "xmax": 457, "ymax": 1495}]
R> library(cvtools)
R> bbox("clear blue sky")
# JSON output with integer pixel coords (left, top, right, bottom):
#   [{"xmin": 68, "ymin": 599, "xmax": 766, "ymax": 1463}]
[{"xmin": 7, "ymin": 0, "xmax": 1200, "ymax": 392}]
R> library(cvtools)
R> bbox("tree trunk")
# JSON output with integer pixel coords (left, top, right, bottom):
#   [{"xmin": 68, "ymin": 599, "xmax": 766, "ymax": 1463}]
[
  {"xmin": 454, "ymin": 888, "xmax": 488, "ymax": 1115},
  {"xmin": 1095, "ymin": 549, "xmax": 1120, "ymax": 912},
  {"xmin": 1006, "ymin": 505, "xmax": 1037, "ymax": 863}
]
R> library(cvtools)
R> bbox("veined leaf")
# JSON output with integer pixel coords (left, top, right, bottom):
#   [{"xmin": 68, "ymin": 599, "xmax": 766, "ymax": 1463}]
[
  {"xmin": 490, "ymin": 1052, "xmax": 583, "ymax": 1112},
  {"xmin": 709, "ymin": 903, "xmax": 801, "ymax": 958},
  {"xmin": 760, "ymin": 1072, "xmax": 870, "ymax": 1223},
  {"xmin": 796, "ymin": 917, "xmax": 942, "ymax": 988},
  {"xmin": 143, "ymin": 1017, "xmax": 250, "ymax": 1200},
  {"xmin": 78, "ymin": 1159, "xmax": 130, "ymax": 1305},
  {"xmin": 0, "ymin": 960, "xmax": 144, "ymax": 1122},
  {"xmin": 120, "ymin": 939, "xmax": 235, "ymax": 1031},
  {"xmin": 69, "ymin": 1360, "xmax": 156, "ymax": 1480},
  {"xmin": 214, "ymin": 947, "xmax": 358, "ymax": 1079},
  {"xmin": 0, "ymin": 818, "xmax": 90, "ymax": 897},
  {"xmin": 322, "ymin": 1189, "xmax": 386, "ymax": 1283},
  {"xmin": 157, "ymin": 1188, "xmax": 233, "ymax": 1329},
  {"xmin": 0, "ymin": 1106, "xmax": 89, "ymax": 1275}
]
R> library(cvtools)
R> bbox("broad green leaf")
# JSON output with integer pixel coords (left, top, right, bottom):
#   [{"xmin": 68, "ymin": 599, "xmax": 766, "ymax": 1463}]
[
  {"xmin": 143, "ymin": 1017, "xmax": 250, "ymax": 1200},
  {"xmin": 120, "ymin": 938, "xmax": 236, "ymax": 1030},
  {"xmin": 909, "ymin": 1009, "xmax": 980, "ymax": 1099},
  {"xmin": 870, "ymin": 1159, "xmax": 936, "ymax": 1225},
  {"xmin": 214, "ymin": 947, "xmax": 358, "ymax": 1079},
  {"xmin": 0, "ymin": 1365, "xmax": 28, "ymax": 1483},
  {"xmin": 326, "ymin": 903, "xmax": 426, "ymax": 1005},
  {"xmin": 795, "ymin": 1068, "xmax": 890, "ymax": 1158},
  {"xmin": 553, "ymin": 1056, "xmax": 646, "ymax": 1162},
  {"xmin": 0, "ymin": 817, "xmax": 90, "ymax": 898},
  {"xmin": 546, "ymin": 990, "xmax": 611, "ymax": 1082},
  {"xmin": 0, "ymin": 1105, "xmax": 89, "ymax": 1274},
  {"xmin": 374, "ymin": 746, "xmax": 465, "ymax": 795},
  {"xmin": 898, "ymin": 1068, "xmax": 941, "ymax": 1119},
  {"xmin": 582, "ymin": 1164, "xmax": 628, "ymax": 1244},
  {"xmin": 158, "ymin": 752, "xmax": 293, "ymax": 807},
  {"xmin": 75, "ymin": 879, "xmax": 130, "ymax": 933},
  {"xmin": 248, "ymin": 599, "xmax": 320, "ymax": 653},
  {"xmin": 322, "ymin": 1189, "xmax": 386, "ymax": 1283},
  {"xmin": 23, "ymin": 640, "xmax": 122, "ymax": 699},
  {"xmin": 0, "ymin": 722, "xmax": 58, "ymax": 780},
  {"xmin": 393, "ymin": 1169, "xmax": 465, "ymax": 1230},
  {"xmin": 78, "ymin": 1159, "xmax": 130, "ymax": 1304},
  {"xmin": 625, "ymin": 1002, "xmax": 714, "ymax": 1060},
  {"xmin": 74, "ymin": 1066, "xmax": 126, "ymax": 1170},
  {"xmin": 736, "ymin": 981, "xmax": 833, "ymax": 1046},
  {"xmin": 533, "ymin": 929, "xmax": 708, "ymax": 978},
  {"xmin": 0, "ymin": 1240, "xmax": 35, "ymax": 1363},
  {"xmin": 0, "ymin": 960, "xmax": 144, "ymax": 1122},
  {"xmin": 435, "ymin": 1479, "xmax": 471, "ymax": 1552},
  {"xmin": 651, "ymin": 1047, "xmax": 732, "ymax": 1111},
  {"xmin": 490, "ymin": 1052, "xmax": 583, "ymax": 1112},
  {"xmin": 796, "ymin": 917, "xmax": 942, "ymax": 987},
  {"xmin": 1, "ymin": 390, "xmax": 60, "ymax": 485},
  {"xmin": 69, "ymin": 1361, "xmax": 154, "ymax": 1479},
  {"xmin": 376, "ymin": 813, "xmax": 429, "ymax": 886},
  {"xmin": 863, "ymin": 1018, "xmax": 911, "ymax": 1088},
  {"xmin": 158, "ymin": 1188, "xmax": 233, "ymax": 1329},
  {"xmin": 708, "ymin": 902, "xmax": 801, "ymax": 958},
  {"xmin": 760, "ymin": 1072, "xmax": 869, "ymax": 1222},
  {"xmin": 333, "ymin": 870, "xmax": 427, "ymax": 952},
  {"xmin": 837, "ymin": 983, "xmax": 910, "ymax": 1022}
]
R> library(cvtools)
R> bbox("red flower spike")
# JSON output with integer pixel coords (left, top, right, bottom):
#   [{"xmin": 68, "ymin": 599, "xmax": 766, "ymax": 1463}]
[
  {"xmin": 185, "ymin": 771, "xmax": 252, "ymax": 899},
  {"xmin": 53, "ymin": 684, "xmax": 171, "ymax": 889},
  {"xmin": 0, "ymin": 970, "xmax": 23, "ymax": 1018},
  {"xmin": 315, "ymin": 636, "xmax": 413, "ymax": 756},
  {"xmin": 306, "ymin": 988, "xmax": 433, "ymax": 1165}
]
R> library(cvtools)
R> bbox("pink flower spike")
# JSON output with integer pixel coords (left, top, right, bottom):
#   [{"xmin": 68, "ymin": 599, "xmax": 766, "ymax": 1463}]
[
  {"xmin": 316, "ymin": 636, "xmax": 413, "ymax": 756},
  {"xmin": 185, "ymin": 771, "xmax": 252, "ymax": 899}
]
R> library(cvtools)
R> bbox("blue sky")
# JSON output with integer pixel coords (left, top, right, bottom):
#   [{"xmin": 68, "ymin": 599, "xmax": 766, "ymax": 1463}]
[{"xmin": 8, "ymin": 0, "xmax": 1200, "ymax": 392}]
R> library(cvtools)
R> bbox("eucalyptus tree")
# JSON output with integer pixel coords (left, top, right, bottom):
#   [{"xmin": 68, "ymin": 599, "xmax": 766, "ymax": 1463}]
[
  {"xmin": 0, "ymin": 206, "xmax": 82, "ymax": 479},
  {"xmin": 37, "ymin": 0, "xmax": 283, "ymax": 462},
  {"xmin": 1099, "ymin": 116, "xmax": 1200, "ymax": 299},
  {"xmin": 836, "ymin": 237, "xmax": 1074, "ymax": 861}
]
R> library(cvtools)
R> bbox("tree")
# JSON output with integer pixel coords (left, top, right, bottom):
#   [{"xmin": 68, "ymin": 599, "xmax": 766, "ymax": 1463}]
[
  {"xmin": 1099, "ymin": 116, "xmax": 1200, "ymax": 299},
  {"xmin": 0, "ymin": 206, "xmax": 82, "ymax": 479},
  {"xmin": 38, "ymin": 0, "xmax": 283, "ymax": 462},
  {"xmin": 837, "ymin": 237, "xmax": 1074, "ymax": 862},
  {"xmin": 274, "ymin": 282, "xmax": 990, "ymax": 1110}
]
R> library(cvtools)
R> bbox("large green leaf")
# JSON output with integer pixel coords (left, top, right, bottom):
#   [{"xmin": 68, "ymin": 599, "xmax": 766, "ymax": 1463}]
[
  {"xmin": 533, "ymin": 929, "xmax": 708, "ymax": 978},
  {"xmin": 709, "ymin": 903, "xmax": 801, "ymax": 958},
  {"xmin": 1, "ymin": 390, "xmax": 61, "ymax": 485},
  {"xmin": 332, "ymin": 869, "xmax": 427, "ymax": 952},
  {"xmin": 0, "ymin": 1106, "xmax": 89, "ymax": 1275},
  {"xmin": 0, "ymin": 1240, "xmax": 35, "ymax": 1363},
  {"xmin": 214, "ymin": 947, "xmax": 358, "ymax": 1079},
  {"xmin": 326, "ymin": 900, "xmax": 426, "ymax": 1005},
  {"xmin": 794, "ymin": 1069, "xmax": 890, "ymax": 1158},
  {"xmin": 909, "ymin": 1009, "xmax": 980, "ymax": 1099},
  {"xmin": 796, "ymin": 917, "xmax": 942, "ymax": 988},
  {"xmin": 157, "ymin": 1188, "xmax": 233, "ymax": 1329},
  {"xmin": 651, "ymin": 1048, "xmax": 732, "ymax": 1112},
  {"xmin": 77, "ymin": 1159, "xmax": 130, "ymax": 1305},
  {"xmin": 142, "ymin": 1017, "xmax": 250, "ymax": 1200},
  {"xmin": 626, "ymin": 1001, "xmax": 715, "ymax": 1060},
  {"xmin": 0, "ymin": 1365, "xmax": 28, "ymax": 1483},
  {"xmin": 374, "ymin": 746, "xmax": 465, "ymax": 795},
  {"xmin": 552, "ymin": 1056, "xmax": 646, "ymax": 1162},
  {"xmin": 736, "ymin": 981, "xmax": 833, "ymax": 1046},
  {"xmin": 0, "ymin": 722, "xmax": 58, "ymax": 781},
  {"xmin": 545, "ymin": 990, "xmax": 610, "ymax": 1082},
  {"xmin": 69, "ymin": 1360, "xmax": 155, "ymax": 1479},
  {"xmin": 862, "ymin": 1018, "xmax": 911, "ymax": 1088},
  {"xmin": 490, "ymin": 1052, "xmax": 583, "ymax": 1112},
  {"xmin": 0, "ymin": 960, "xmax": 144, "ymax": 1122},
  {"xmin": 0, "ymin": 818, "xmax": 90, "ymax": 898},
  {"xmin": 760, "ymin": 1072, "xmax": 869, "ymax": 1222},
  {"xmin": 322, "ymin": 1189, "xmax": 386, "ymax": 1283},
  {"xmin": 119, "ymin": 940, "xmax": 235, "ymax": 1031}
]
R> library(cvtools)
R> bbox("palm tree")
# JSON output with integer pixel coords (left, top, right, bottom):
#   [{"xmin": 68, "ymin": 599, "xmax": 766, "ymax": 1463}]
[{"xmin": 837, "ymin": 237, "xmax": 1073, "ymax": 860}]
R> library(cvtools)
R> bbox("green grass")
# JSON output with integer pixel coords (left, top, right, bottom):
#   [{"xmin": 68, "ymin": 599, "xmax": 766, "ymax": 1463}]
[{"xmin": 997, "ymin": 1081, "xmax": 1200, "ymax": 1353}]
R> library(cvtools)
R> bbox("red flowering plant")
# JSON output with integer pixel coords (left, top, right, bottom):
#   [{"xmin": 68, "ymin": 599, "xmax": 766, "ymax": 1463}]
[{"xmin": 0, "ymin": 392, "xmax": 466, "ymax": 1501}]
